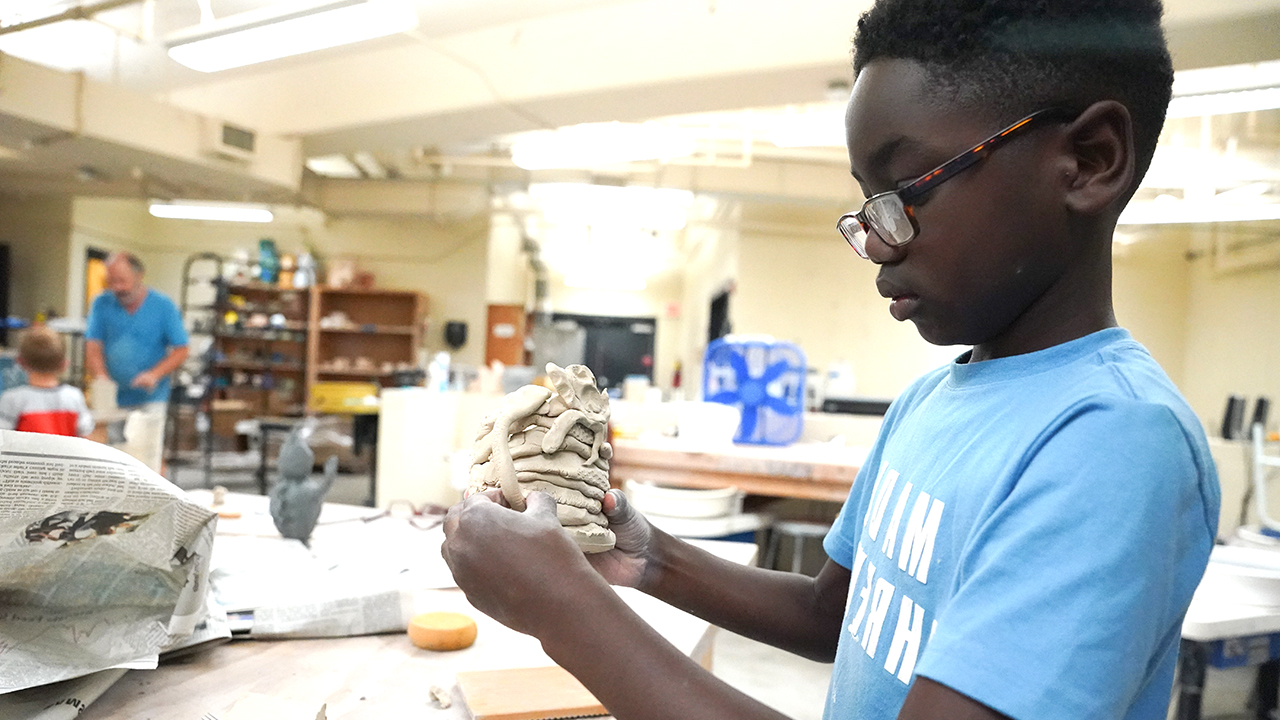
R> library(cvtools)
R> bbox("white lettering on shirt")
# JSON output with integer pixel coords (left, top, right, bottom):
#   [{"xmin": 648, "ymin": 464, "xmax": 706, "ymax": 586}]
[
  {"xmin": 880, "ymin": 481, "xmax": 914, "ymax": 560},
  {"xmin": 884, "ymin": 595, "xmax": 927, "ymax": 683},
  {"xmin": 898, "ymin": 492, "xmax": 945, "ymax": 584},
  {"xmin": 861, "ymin": 577, "xmax": 896, "ymax": 657},
  {"xmin": 866, "ymin": 465, "xmax": 900, "ymax": 541},
  {"xmin": 849, "ymin": 562, "xmax": 876, "ymax": 639}
]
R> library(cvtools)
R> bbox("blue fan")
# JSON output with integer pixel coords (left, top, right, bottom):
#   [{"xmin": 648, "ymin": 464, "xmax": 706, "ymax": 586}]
[{"xmin": 703, "ymin": 337, "xmax": 806, "ymax": 445}]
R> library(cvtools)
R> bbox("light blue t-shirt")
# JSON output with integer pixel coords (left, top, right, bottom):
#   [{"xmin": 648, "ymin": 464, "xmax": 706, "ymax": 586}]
[
  {"xmin": 822, "ymin": 328, "xmax": 1218, "ymax": 720},
  {"xmin": 85, "ymin": 289, "xmax": 188, "ymax": 407}
]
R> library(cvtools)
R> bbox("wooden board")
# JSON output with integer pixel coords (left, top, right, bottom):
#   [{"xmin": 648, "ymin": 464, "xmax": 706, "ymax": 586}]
[{"xmin": 456, "ymin": 666, "xmax": 607, "ymax": 720}]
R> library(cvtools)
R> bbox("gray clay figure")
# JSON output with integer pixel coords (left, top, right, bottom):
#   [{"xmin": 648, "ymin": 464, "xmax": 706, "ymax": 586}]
[{"xmin": 268, "ymin": 427, "xmax": 338, "ymax": 546}]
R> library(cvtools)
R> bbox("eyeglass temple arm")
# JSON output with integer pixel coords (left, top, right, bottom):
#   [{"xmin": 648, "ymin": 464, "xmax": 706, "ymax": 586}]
[{"xmin": 898, "ymin": 112, "xmax": 1060, "ymax": 203}]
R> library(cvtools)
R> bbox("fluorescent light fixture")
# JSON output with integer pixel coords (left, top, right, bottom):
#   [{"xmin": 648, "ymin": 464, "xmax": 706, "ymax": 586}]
[
  {"xmin": 768, "ymin": 107, "xmax": 846, "ymax": 148},
  {"xmin": 1118, "ymin": 197, "xmax": 1280, "ymax": 225},
  {"xmin": 511, "ymin": 122, "xmax": 695, "ymax": 170},
  {"xmin": 529, "ymin": 183, "xmax": 695, "ymax": 231},
  {"xmin": 305, "ymin": 154, "xmax": 363, "ymax": 178},
  {"xmin": 149, "ymin": 201, "xmax": 274, "ymax": 223},
  {"xmin": 0, "ymin": 18, "xmax": 118, "ymax": 72},
  {"xmin": 166, "ymin": 0, "xmax": 418, "ymax": 73},
  {"xmin": 1165, "ymin": 60, "xmax": 1280, "ymax": 118},
  {"xmin": 1173, "ymin": 60, "xmax": 1280, "ymax": 96},
  {"xmin": 352, "ymin": 151, "xmax": 387, "ymax": 179},
  {"xmin": 1167, "ymin": 87, "xmax": 1280, "ymax": 119},
  {"xmin": 563, "ymin": 273, "xmax": 647, "ymax": 292}
]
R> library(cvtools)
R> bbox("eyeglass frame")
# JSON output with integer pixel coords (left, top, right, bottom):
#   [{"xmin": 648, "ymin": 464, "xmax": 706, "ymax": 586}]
[{"xmin": 837, "ymin": 107, "xmax": 1077, "ymax": 259}]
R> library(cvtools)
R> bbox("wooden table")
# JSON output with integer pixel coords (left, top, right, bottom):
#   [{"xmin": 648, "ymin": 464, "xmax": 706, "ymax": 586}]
[
  {"xmin": 610, "ymin": 437, "xmax": 867, "ymax": 503},
  {"xmin": 80, "ymin": 493, "xmax": 755, "ymax": 719}
]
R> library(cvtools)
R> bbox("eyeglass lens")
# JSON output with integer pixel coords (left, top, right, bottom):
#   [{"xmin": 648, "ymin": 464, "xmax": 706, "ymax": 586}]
[
  {"xmin": 865, "ymin": 194, "xmax": 914, "ymax": 246},
  {"xmin": 838, "ymin": 215, "xmax": 870, "ymax": 258}
]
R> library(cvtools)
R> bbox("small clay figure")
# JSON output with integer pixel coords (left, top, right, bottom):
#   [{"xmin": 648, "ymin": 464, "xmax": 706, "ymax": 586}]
[
  {"xmin": 268, "ymin": 427, "xmax": 338, "ymax": 546},
  {"xmin": 470, "ymin": 363, "xmax": 615, "ymax": 553}
]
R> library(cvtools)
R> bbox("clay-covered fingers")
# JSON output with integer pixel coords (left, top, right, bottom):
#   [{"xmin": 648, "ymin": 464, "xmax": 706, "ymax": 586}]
[
  {"xmin": 440, "ymin": 489, "xmax": 597, "ymax": 637},
  {"xmin": 585, "ymin": 489, "xmax": 658, "ymax": 589}
]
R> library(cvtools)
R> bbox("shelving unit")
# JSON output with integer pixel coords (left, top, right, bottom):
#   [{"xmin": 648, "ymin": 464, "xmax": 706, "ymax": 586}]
[
  {"xmin": 209, "ymin": 283, "xmax": 311, "ymax": 442},
  {"xmin": 306, "ymin": 287, "xmax": 424, "ymax": 404}
]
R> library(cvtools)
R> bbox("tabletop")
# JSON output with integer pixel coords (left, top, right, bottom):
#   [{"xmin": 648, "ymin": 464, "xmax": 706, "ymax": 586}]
[
  {"xmin": 80, "ymin": 492, "xmax": 756, "ymax": 720},
  {"xmin": 609, "ymin": 437, "xmax": 867, "ymax": 503}
]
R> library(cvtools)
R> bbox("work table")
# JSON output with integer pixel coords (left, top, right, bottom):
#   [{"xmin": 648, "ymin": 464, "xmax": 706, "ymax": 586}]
[{"xmin": 609, "ymin": 437, "xmax": 868, "ymax": 502}]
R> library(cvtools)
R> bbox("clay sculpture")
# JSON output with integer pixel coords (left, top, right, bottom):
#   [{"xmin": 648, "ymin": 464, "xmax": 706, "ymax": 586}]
[
  {"xmin": 470, "ymin": 363, "xmax": 615, "ymax": 553},
  {"xmin": 269, "ymin": 427, "xmax": 338, "ymax": 547}
]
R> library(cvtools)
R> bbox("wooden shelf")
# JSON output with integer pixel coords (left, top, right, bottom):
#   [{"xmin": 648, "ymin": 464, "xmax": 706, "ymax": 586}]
[
  {"xmin": 318, "ymin": 325, "xmax": 415, "ymax": 336},
  {"xmin": 214, "ymin": 328, "xmax": 307, "ymax": 340},
  {"xmin": 317, "ymin": 369, "xmax": 396, "ymax": 378},
  {"xmin": 212, "ymin": 360, "xmax": 305, "ymax": 372},
  {"xmin": 307, "ymin": 286, "xmax": 425, "ymax": 398}
]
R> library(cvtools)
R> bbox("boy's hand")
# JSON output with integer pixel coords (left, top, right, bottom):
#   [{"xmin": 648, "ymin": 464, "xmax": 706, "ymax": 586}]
[
  {"xmin": 586, "ymin": 489, "xmax": 659, "ymax": 590},
  {"xmin": 442, "ymin": 490, "xmax": 605, "ymax": 637}
]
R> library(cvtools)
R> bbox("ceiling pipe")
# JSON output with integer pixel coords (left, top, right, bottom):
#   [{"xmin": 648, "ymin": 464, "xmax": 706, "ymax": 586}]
[{"xmin": 0, "ymin": 0, "xmax": 145, "ymax": 37}]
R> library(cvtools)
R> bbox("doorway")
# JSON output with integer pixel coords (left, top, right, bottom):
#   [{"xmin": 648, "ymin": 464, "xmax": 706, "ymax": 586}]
[{"xmin": 550, "ymin": 313, "xmax": 656, "ymax": 391}]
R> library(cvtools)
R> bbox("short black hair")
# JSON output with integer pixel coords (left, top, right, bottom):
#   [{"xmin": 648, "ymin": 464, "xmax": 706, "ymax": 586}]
[{"xmin": 852, "ymin": 0, "xmax": 1173, "ymax": 189}]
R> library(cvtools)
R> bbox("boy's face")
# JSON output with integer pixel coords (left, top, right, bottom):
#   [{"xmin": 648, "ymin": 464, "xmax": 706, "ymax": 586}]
[{"xmin": 845, "ymin": 58, "xmax": 1075, "ymax": 353}]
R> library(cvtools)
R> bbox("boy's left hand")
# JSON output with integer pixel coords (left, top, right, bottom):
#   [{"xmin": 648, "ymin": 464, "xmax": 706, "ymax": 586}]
[{"xmin": 441, "ymin": 489, "xmax": 607, "ymax": 638}]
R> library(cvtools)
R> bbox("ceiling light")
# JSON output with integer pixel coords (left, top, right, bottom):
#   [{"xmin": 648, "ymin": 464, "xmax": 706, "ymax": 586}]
[
  {"xmin": 1166, "ymin": 60, "xmax": 1280, "ymax": 118},
  {"xmin": 1167, "ymin": 87, "xmax": 1280, "ymax": 119},
  {"xmin": 511, "ymin": 123, "xmax": 695, "ymax": 170},
  {"xmin": 352, "ymin": 151, "xmax": 387, "ymax": 179},
  {"xmin": 529, "ymin": 183, "xmax": 695, "ymax": 231},
  {"xmin": 305, "ymin": 154, "xmax": 363, "ymax": 178},
  {"xmin": 0, "ymin": 18, "xmax": 118, "ymax": 72},
  {"xmin": 563, "ymin": 273, "xmax": 647, "ymax": 292},
  {"xmin": 149, "ymin": 201, "xmax": 273, "ymax": 223},
  {"xmin": 1118, "ymin": 198, "xmax": 1280, "ymax": 225},
  {"xmin": 166, "ymin": 0, "xmax": 418, "ymax": 73},
  {"xmin": 768, "ymin": 106, "xmax": 846, "ymax": 148}
]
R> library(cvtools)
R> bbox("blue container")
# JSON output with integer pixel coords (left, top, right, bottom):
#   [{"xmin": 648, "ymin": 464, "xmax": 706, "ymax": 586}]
[{"xmin": 703, "ymin": 337, "xmax": 806, "ymax": 446}]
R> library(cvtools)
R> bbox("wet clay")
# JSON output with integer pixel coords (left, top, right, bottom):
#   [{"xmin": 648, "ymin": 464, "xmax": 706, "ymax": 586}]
[{"xmin": 469, "ymin": 363, "xmax": 615, "ymax": 553}]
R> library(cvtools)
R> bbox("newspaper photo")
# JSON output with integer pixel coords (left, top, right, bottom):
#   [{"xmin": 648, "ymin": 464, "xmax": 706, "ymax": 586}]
[{"xmin": 0, "ymin": 430, "xmax": 217, "ymax": 695}]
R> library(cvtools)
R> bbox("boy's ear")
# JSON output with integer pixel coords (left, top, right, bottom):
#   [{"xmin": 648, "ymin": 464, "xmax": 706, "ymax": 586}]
[{"xmin": 1060, "ymin": 100, "xmax": 1136, "ymax": 217}]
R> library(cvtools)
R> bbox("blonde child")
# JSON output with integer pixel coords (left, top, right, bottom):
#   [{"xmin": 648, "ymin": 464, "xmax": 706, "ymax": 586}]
[{"xmin": 0, "ymin": 327, "xmax": 94, "ymax": 437}]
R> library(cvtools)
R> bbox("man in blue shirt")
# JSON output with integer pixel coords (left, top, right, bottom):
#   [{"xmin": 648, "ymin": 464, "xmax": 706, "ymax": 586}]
[{"xmin": 85, "ymin": 252, "xmax": 189, "ymax": 409}]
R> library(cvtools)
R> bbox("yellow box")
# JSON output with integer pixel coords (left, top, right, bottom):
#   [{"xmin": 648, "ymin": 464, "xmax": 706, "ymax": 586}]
[{"xmin": 310, "ymin": 381, "xmax": 380, "ymax": 414}]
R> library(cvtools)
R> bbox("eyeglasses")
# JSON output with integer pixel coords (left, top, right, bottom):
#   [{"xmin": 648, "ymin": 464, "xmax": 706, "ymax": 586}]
[{"xmin": 837, "ymin": 108, "xmax": 1074, "ymax": 259}]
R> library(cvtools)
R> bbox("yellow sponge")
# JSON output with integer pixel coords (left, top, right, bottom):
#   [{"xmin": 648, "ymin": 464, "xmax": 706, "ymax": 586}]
[{"xmin": 408, "ymin": 611, "xmax": 477, "ymax": 651}]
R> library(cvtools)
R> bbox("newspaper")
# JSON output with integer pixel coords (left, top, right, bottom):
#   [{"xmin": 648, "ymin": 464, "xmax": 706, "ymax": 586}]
[
  {"xmin": 207, "ymin": 526, "xmax": 417, "ymax": 638},
  {"xmin": 0, "ymin": 430, "xmax": 217, "ymax": 695}
]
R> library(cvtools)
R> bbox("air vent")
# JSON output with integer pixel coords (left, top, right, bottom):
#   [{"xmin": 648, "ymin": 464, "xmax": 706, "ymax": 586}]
[{"xmin": 203, "ymin": 119, "xmax": 256, "ymax": 162}]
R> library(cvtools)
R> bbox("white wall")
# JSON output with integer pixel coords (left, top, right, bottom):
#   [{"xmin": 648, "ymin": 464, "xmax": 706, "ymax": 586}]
[
  {"xmin": 734, "ymin": 225, "xmax": 957, "ymax": 400},
  {"xmin": 678, "ymin": 216, "xmax": 739, "ymax": 398},
  {"xmin": 0, "ymin": 194, "xmax": 73, "ymax": 320},
  {"xmin": 1180, "ymin": 228, "xmax": 1280, "ymax": 431}
]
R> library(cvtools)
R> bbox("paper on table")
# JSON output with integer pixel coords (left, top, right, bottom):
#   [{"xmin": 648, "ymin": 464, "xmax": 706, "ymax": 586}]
[{"xmin": 207, "ymin": 514, "xmax": 455, "ymax": 638}]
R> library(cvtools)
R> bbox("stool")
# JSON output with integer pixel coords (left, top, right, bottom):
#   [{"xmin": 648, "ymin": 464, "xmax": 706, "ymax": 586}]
[{"xmin": 764, "ymin": 520, "xmax": 832, "ymax": 573}]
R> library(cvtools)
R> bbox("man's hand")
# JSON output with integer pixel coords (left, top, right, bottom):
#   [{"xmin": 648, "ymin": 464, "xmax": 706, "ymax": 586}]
[
  {"xmin": 130, "ymin": 370, "xmax": 160, "ymax": 391},
  {"xmin": 441, "ymin": 490, "xmax": 610, "ymax": 638}
]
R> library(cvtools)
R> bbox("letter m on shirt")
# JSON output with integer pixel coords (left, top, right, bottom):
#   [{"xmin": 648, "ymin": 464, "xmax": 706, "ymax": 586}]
[{"xmin": 897, "ymin": 492, "xmax": 944, "ymax": 584}]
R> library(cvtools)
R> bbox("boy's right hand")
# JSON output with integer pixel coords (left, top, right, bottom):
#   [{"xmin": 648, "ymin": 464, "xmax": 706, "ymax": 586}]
[{"xmin": 587, "ymin": 489, "xmax": 659, "ymax": 590}]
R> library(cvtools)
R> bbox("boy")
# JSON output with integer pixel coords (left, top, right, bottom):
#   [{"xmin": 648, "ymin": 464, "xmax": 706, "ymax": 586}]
[
  {"xmin": 441, "ymin": 0, "xmax": 1220, "ymax": 718},
  {"xmin": 0, "ymin": 327, "xmax": 94, "ymax": 437}
]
